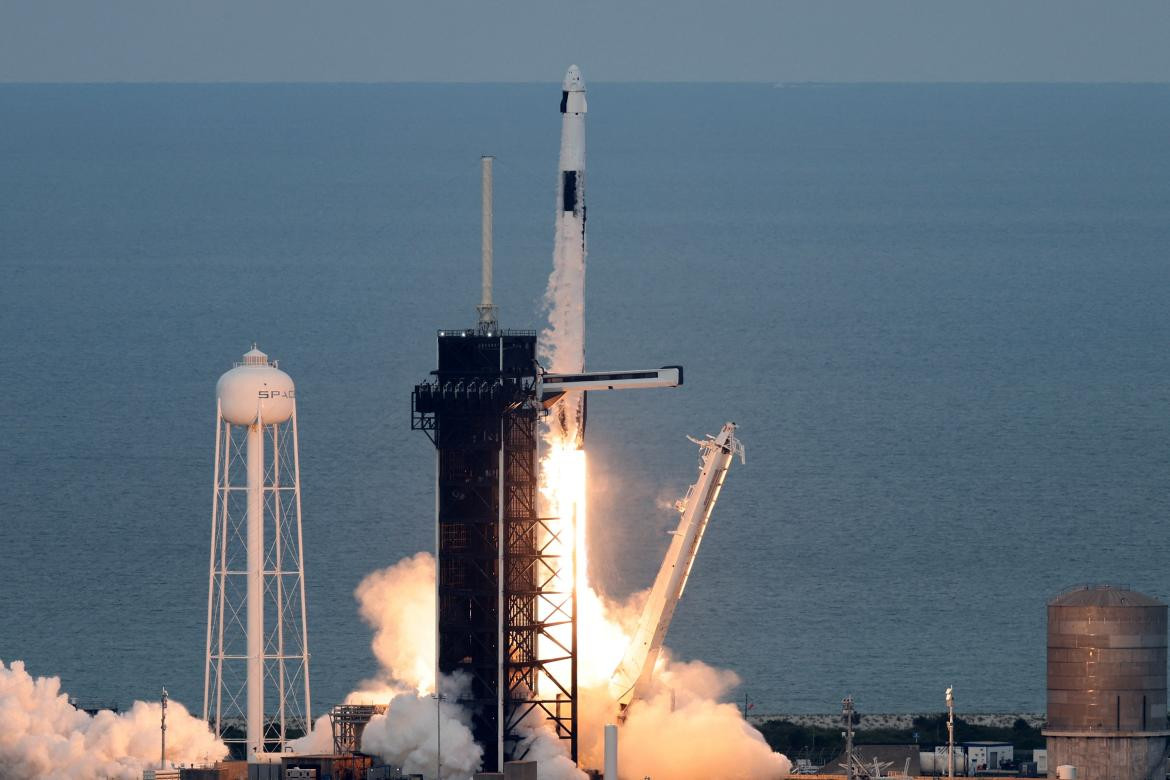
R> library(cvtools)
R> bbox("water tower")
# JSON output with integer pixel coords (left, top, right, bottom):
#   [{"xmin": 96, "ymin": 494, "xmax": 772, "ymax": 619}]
[{"xmin": 203, "ymin": 345, "xmax": 311, "ymax": 759}]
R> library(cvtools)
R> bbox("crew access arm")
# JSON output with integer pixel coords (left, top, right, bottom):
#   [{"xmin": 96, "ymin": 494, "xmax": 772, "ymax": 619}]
[{"xmin": 609, "ymin": 422, "xmax": 745, "ymax": 719}]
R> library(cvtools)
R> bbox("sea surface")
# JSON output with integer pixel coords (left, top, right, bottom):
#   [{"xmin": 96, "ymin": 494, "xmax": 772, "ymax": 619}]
[{"xmin": 2, "ymin": 83, "xmax": 1170, "ymax": 717}]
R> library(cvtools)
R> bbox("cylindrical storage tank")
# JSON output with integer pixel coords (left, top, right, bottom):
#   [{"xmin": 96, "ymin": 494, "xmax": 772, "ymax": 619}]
[
  {"xmin": 1044, "ymin": 585, "xmax": 1169, "ymax": 780},
  {"xmin": 1048, "ymin": 585, "xmax": 1166, "ymax": 731}
]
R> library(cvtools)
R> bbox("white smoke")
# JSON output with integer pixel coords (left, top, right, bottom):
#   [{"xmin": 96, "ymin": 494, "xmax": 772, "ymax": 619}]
[
  {"xmin": 361, "ymin": 676, "xmax": 482, "ymax": 780},
  {"xmin": 289, "ymin": 555, "xmax": 480, "ymax": 780},
  {"xmin": 0, "ymin": 659, "xmax": 227, "ymax": 780},
  {"xmin": 540, "ymin": 219, "xmax": 586, "ymax": 376},
  {"xmin": 540, "ymin": 171, "xmax": 587, "ymax": 447},
  {"xmin": 335, "ymin": 554, "xmax": 789, "ymax": 779},
  {"xmin": 607, "ymin": 655, "xmax": 791, "ymax": 779},
  {"xmin": 351, "ymin": 550, "xmax": 436, "ymax": 700},
  {"xmin": 289, "ymin": 713, "xmax": 335, "ymax": 755},
  {"xmin": 557, "ymin": 593, "xmax": 791, "ymax": 779}
]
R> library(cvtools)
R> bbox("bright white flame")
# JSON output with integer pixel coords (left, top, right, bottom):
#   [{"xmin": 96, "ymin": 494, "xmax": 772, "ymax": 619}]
[{"xmin": 539, "ymin": 437, "xmax": 635, "ymax": 689}]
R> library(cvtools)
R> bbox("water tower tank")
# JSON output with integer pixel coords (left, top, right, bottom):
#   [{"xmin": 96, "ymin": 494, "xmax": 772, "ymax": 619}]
[
  {"xmin": 1044, "ymin": 585, "xmax": 1169, "ymax": 780},
  {"xmin": 216, "ymin": 346, "xmax": 295, "ymax": 426}
]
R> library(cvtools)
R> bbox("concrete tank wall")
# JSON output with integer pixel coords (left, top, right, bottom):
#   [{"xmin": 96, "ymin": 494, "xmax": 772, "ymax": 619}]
[
  {"xmin": 1045, "ymin": 734, "xmax": 1167, "ymax": 780},
  {"xmin": 1047, "ymin": 586, "xmax": 1167, "ymax": 731},
  {"xmin": 1045, "ymin": 586, "xmax": 1169, "ymax": 780}
]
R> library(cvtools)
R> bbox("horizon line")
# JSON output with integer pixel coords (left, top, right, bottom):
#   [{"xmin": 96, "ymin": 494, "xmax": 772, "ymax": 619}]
[{"xmin": 2, "ymin": 79, "xmax": 1170, "ymax": 87}]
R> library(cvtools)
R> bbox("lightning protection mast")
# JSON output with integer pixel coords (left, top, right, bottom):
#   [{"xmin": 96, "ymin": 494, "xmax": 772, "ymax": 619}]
[{"xmin": 204, "ymin": 345, "xmax": 312, "ymax": 760}]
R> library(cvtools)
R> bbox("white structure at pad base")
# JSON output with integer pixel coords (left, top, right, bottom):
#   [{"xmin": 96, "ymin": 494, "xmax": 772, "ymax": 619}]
[
  {"xmin": 204, "ymin": 345, "xmax": 311, "ymax": 760},
  {"xmin": 604, "ymin": 724, "xmax": 618, "ymax": 780}
]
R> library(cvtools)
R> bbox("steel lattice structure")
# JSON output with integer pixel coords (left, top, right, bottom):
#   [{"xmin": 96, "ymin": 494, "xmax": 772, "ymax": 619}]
[
  {"xmin": 329, "ymin": 704, "xmax": 386, "ymax": 754},
  {"xmin": 413, "ymin": 329, "xmax": 577, "ymax": 771}
]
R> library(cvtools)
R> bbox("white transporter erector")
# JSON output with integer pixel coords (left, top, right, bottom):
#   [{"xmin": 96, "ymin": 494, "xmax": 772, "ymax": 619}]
[
  {"xmin": 204, "ymin": 346, "xmax": 311, "ymax": 759},
  {"xmin": 609, "ymin": 422, "xmax": 745, "ymax": 719}
]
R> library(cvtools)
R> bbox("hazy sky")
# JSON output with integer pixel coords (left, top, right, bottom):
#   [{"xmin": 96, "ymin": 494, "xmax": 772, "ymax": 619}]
[{"xmin": 2, "ymin": 0, "xmax": 1168, "ymax": 83}]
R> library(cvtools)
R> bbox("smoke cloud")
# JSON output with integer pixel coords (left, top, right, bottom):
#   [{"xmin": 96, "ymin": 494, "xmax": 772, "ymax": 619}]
[
  {"xmin": 361, "ymin": 678, "xmax": 482, "ymax": 780},
  {"xmin": 540, "ymin": 177, "xmax": 587, "ymax": 447},
  {"xmin": 351, "ymin": 551, "xmax": 437, "ymax": 700},
  {"xmin": 292, "ymin": 556, "xmax": 480, "ymax": 780},
  {"xmin": 0, "ymin": 659, "xmax": 226, "ymax": 780},
  {"xmin": 511, "ymin": 715, "xmax": 586, "ymax": 780},
  {"xmin": 563, "ymin": 594, "xmax": 791, "ymax": 779},
  {"xmin": 338, "ymin": 552, "xmax": 788, "ymax": 779},
  {"xmin": 594, "ymin": 655, "xmax": 791, "ymax": 779}
]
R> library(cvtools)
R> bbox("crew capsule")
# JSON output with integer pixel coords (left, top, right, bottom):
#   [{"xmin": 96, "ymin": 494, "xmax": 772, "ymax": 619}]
[{"xmin": 561, "ymin": 64, "xmax": 587, "ymax": 115}]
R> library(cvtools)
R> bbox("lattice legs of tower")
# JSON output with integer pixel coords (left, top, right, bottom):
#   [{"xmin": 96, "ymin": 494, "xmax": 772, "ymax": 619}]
[
  {"xmin": 503, "ymin": 407, "xmax": 578, "ymax": 763},
  {"xmin": 204, "ymin": 407, "xmax": 311, "ymax": 759}
]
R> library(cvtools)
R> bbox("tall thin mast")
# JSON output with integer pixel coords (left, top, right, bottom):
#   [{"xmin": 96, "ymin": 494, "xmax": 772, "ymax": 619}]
[{"xmin": 477, "ymin": 155, "xmax": 498, "ymax": 332}]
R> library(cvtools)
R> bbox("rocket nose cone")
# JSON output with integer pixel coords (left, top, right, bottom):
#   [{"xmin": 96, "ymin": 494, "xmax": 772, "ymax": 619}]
[{"xmin": 563, "ymin": 65, "xmax": 585, "ymax": 92}]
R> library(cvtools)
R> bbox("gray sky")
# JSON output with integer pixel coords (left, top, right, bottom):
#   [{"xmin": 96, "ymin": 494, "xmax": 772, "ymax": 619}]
[{"xmin": 2, "ymin": 0, "xmax": 1168, "ymax": 83}]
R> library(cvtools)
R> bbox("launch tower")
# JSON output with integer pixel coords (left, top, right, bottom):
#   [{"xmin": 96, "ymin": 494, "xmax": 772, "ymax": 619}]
[
  {"xmin": 412, "ymin": 155, "xmax": 578, "ymax": 770},
  {"xmin": 412, "ymin": 329, "xmax": 575, "ymax": 770}
]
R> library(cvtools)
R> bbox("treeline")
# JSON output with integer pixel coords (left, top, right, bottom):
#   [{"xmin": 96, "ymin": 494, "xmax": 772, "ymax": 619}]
[{"xmin": 758, "ymin": 714, "xmax": 1045, "ymax": 763}]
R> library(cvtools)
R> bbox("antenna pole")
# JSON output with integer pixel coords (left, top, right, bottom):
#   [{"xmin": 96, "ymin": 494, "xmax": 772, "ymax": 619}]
[
  {"xmin": 161, "ymin": 687, "xmax": 168, "ymax": 769},
  {"xmin": 842, "ymin": 695, "xmax": 855, "ymax": 780},
  {"xmin": 477, "ymin": 155, "xmax": 498, "ymax": 332},
  {"xmin": 946, "ymin": 687, "xmax": 955, "ymax": 780}
]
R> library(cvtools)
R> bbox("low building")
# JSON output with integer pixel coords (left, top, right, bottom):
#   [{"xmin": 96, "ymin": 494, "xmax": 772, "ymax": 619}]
[
  {"xmin": 143, "ymin": 771, "xmax": 180, "ymax": 780},
  {"xmin": 963, "ymin": 741, "xmax": 1013, "ymax": 772},
  {"xmin": 281, "ymin": 754, "xmax": 373, "ymax": 780}
]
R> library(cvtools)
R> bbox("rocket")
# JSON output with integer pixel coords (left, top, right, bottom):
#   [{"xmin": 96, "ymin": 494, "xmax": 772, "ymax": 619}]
[
  {"xmin": 559, "ymin": 64, "xmax": 587, "ymax": 226},
  {"xmin": 552, "ymin": 65, "xmax": 589, "ymax": 448}
]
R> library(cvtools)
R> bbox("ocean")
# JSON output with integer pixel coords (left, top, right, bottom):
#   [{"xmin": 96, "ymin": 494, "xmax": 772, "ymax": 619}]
[{"xmin": 2, "ymin": 82, "xmax": 1169, "ymax": 717}]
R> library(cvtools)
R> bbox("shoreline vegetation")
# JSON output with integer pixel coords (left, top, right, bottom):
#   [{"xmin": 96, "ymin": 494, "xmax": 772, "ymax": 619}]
[{"xmin": 753, "ymin": 713, "xmax": 1047, "ymax": 762}]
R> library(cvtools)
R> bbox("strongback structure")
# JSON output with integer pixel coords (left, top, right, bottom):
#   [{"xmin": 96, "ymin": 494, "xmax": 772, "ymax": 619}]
[
  {"xmin": 205, "ymin": 346, "xmax": 311, "ymax": 760},
  {"xmin": 1044, "ymin": 585, "xmax": 1169, "ymax": 780},
  {"xmin": 609, "ymin": 422, "xmax": 744, "ymax": 720},
  {"xmin": 412, "ymin": 330, "xmax": 577, "ymax": 770}
]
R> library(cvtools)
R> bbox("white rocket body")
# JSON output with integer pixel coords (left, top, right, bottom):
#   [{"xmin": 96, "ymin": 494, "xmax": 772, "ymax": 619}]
[
  {"xmin": 559, "ymin": 65, "xmax": 587, "ymax": 191},
  {"xmin": 551, "ymin": 65, "xmax": 588, "ymax": 448}
]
